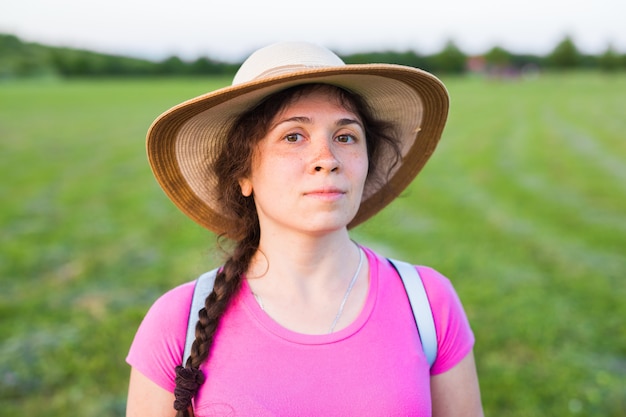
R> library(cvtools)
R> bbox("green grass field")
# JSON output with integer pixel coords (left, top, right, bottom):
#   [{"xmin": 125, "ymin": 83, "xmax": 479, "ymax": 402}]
[{"xmin": 1, "ymin": 72, "xmax": 625, "ymax": 416}]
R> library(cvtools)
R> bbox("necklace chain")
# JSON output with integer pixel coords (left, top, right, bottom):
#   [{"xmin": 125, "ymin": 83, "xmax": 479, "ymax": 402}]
[
  {"xmin": 253, "ymin": 246, "xmax": 365, "ymax": 334},
  {"xmin": 328, "ymin": 247, "xmax": 363, "ymax": 333}
]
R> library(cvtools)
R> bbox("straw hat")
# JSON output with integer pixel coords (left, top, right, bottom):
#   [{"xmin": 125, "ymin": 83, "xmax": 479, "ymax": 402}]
[{"xmin": 147, "ymin": 41, "xmax": 449, "ymax": 238}]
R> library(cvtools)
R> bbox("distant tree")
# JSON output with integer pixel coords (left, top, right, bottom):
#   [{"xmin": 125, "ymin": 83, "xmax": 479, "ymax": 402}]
[
  {"xmin": 158, "ymin": 56, "xmax": 187, "ymax": 75},
  {"xmin": 431, "ymin": 40, "xmax": 466, "ymax": 74},
  {"xmin": 0, "ymin": 34, "xmax": 22, "ymax": 51},
  {"xmin": 49, "ymin": 50, "xmax": 75, "ymax": 76},
  {"xmin": 189, "ymin": 57, "xmax": 214, "ymax": 75},
  {"xmin": 341, "ymin": 50, "xmax": 431, "ymax": 70},
  {"xmin": 73, "ymin": 55, "xmax": 93, "ymax": 75},
  {"xmin": 0, "ymin": 34, "xmax": 55, "ymax": 77},
  {"xmin": 548, "ymin": 36, "xmax": 581, "ymax": 69},
  {"xmin": 598, "ymin": 44, "xmax": 623, "ymax": 72},
  {"xmin": 484, "ymin": 46, "xmax": 511, "ymax": 67},
  {"xmin": 188, "ymin": 56, "xmax": 237, "ymax": 75}
]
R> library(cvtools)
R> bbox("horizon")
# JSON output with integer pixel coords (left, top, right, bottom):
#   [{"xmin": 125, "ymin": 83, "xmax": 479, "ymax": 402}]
[
  {"xmin": 2, "ymin": 31, "xmax": 619, "ymax": 65},
  {"xmin": 2, "ymin": 0, "xmax": 625, "ymax": 62}
]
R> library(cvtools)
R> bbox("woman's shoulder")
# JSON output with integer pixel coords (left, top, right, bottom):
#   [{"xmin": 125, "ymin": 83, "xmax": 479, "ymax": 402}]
[
  {"xmin": 147, "ymin": 279, "xmax": 197, "ymax": 317},
  {"xmin": 415, "ymin": 265, "xmax": 458, "ymax": 299},
  {"xmin": 126, "ymin": 278, "xmax": 199, "ymax": 391},
  {"xmin": 133, "ymin": 278, "xmax": 204, "ymax": 347},
  {"xmin": 363, "ymin": 246, "xmax": 460, "ymax": 303}
]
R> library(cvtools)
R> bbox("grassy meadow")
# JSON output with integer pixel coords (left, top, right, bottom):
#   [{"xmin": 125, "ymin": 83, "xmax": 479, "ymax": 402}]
[{"xmin": 1, "ymin": 72, "xmax": 625, "ymax": 416}]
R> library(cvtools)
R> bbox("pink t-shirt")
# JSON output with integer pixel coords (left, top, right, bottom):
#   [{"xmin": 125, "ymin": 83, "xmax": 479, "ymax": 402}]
[{"xmin": 127, "ymin": 247, "xmax": 474, "ymax": 416}]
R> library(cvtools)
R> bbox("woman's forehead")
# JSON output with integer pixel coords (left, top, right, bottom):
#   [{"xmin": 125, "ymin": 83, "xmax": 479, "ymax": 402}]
[{"xmin": 272, "ymin": 85, "xmax": 362, "ymax": 120}]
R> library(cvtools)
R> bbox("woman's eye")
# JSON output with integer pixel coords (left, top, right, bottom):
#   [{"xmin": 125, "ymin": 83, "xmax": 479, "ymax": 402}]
[
  {"xmin": 336, "ymin": 134, "xmax": 356, "ymax": 144},
  {"xmin": 284, "ymin": 133, "xmax": 302, "ymax": 143}
]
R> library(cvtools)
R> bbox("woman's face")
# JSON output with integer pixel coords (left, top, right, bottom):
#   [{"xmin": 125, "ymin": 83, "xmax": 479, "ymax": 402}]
[{"xmin": 239, "ymin": 88, "xmax": 369, "ymax": 237}]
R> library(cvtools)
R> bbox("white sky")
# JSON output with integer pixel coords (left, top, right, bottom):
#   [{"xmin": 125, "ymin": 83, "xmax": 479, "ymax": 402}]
[{"xmin": 2, "ymin": 0, "xmax": 625, "ymax": 62}]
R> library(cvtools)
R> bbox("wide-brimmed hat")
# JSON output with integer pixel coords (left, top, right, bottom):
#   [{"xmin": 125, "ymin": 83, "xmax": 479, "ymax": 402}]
[{"xmin": 147, "ymin": 41, "xmax": 449, "ymax": 238}]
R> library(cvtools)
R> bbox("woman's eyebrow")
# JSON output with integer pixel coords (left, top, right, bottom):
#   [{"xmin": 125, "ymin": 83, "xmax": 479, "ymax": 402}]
[
  {"xmin": 272, "ymin": 116, "xmax": 364, "ymax": 130},
  {"xmin": 268, "ymin": 116, "xmax": 309, "ymax": 131},
  {"xmin": 337, "ymin": 118, "xmax": 364, "ymax": 130},
  {"xmin": 277, "ymin": 116, "xmax": 311, "ymax": 125}
]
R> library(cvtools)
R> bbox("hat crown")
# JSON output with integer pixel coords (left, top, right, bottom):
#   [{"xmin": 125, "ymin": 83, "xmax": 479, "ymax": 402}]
[{"xmin": 233, "ymin": 42, "xmax": 346, "ymax": 85}]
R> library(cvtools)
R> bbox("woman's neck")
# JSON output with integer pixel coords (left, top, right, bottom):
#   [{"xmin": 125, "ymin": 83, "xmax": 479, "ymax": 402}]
[
  {"xmin": 247, "ymin": 229, "xmax": 361, "ymax": 295},
  {"xmin": 245, "ymin": 230, "xmax": 368, "ymax": 334}
]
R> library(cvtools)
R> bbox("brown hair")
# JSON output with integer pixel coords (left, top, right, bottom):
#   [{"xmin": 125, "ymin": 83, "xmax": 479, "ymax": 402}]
[{"xmin": 173, "ymin": 84, "xmax": 400, "ymax": 416}]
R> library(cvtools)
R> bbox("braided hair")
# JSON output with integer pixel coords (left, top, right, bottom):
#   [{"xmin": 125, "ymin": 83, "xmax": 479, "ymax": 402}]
[{"xmin": 172, "ymin": 84, "xmax": 400, "ymax": 415}]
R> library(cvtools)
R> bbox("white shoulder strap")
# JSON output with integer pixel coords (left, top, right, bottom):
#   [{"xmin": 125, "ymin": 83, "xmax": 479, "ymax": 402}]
[
  {"xmin": 183, "ymin": 261, "xmax": 437, "ymax": 368},
  {"xmin": 182, "ymin": 267, "xmax": 219, "ymax": 367},
  {"xmin": 388, "ymin": 258, "xmax": 438, "ymax": 367}
]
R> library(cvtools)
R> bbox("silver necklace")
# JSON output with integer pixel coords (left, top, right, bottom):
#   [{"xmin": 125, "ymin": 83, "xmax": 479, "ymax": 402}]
[
  {"xmin": 328, "ymin": 247, "xmax": 364, "ymax": 333},
  {"xmin": 253, "ymin": 247, "xmax": 365, "ymax": 334}
]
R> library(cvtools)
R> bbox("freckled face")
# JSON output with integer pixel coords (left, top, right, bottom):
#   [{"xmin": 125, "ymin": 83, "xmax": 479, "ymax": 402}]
[{"xmin": 239, "ymin": 88, "xmax": 369, "ymax": 237}]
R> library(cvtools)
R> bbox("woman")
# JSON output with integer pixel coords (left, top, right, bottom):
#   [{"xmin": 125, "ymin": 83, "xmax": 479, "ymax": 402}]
[{"xmin": 126, "ymin": 41, "xmax": 483, "ymax": 416}]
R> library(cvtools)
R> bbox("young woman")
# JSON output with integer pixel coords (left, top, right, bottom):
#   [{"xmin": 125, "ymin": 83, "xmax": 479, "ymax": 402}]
[{"xmin": 126, "ymin": 42, "xmax": 483, "ymax": 417}]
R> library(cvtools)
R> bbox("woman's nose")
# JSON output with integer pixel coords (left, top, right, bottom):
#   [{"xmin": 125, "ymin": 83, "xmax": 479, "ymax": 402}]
[{"xmin": 312, "ymin": 139, "xmax": 340, "ymax": 173}]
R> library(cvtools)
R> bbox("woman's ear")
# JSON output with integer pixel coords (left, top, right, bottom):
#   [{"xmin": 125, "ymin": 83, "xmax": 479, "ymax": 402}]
[{"xmin": 239, "ymin": 178, "xmax": 253, "ymax": 197}]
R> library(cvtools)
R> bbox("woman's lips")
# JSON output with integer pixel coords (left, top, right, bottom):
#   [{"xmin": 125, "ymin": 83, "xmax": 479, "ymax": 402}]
[{"xmin": 304, "ymin": 187, "xmax": 346, "ymax": 201}]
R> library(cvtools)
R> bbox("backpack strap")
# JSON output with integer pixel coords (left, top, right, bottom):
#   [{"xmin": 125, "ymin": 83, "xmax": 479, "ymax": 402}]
[
  {"xmin": 388, "ymin": 258, "xmax": 438, "ymax": 368},
  {"xmin": 182, "ymin": 267, "xmax": 219, "ymax": 367},
  {"xmin": 182, "ymin": 260, "xmax": 437, "ymax": 368}
]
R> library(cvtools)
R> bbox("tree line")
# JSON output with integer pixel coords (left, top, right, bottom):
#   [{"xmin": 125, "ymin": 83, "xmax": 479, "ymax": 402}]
[{"xmin": 1, "ymin": 33, "xmax": 624, "ymax": 79}]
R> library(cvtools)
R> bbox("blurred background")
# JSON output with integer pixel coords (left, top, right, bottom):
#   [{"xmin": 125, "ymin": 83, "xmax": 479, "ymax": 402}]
[{"xmin": 1, "ymin": 0, "xmax": 625, "ymax": 416}]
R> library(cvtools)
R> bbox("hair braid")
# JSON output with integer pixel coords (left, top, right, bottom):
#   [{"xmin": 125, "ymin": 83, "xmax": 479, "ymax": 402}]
[{"xmin": 173, "ymin": 229, "xmax": 258, "ymax": 416}]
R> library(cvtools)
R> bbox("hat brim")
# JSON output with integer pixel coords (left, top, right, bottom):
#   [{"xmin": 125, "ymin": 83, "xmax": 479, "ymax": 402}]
[{"xmin": 147, "ymin": 64, "xmax": 449, "ymax": 238}]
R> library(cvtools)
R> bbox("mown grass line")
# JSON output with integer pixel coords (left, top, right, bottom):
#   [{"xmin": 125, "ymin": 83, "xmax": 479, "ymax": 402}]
[{"xmin": 1, "ymin": 73, "xmax": 624, "ymax": 416}]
